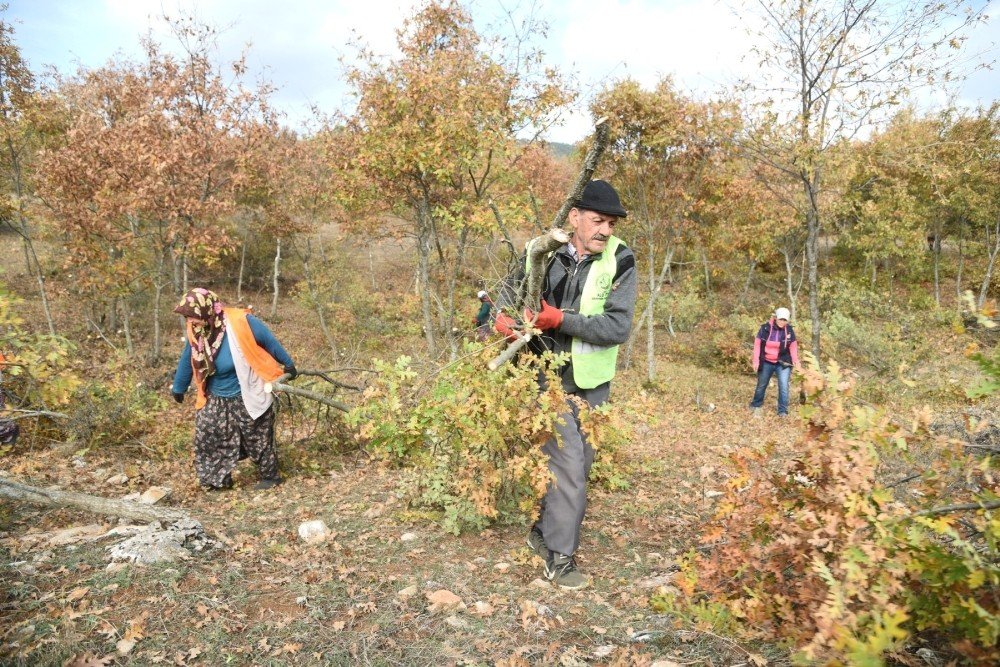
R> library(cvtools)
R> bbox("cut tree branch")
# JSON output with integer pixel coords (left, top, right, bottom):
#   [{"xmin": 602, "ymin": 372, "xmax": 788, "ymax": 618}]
[
  {"xmin": 265, "ymin": 373, "xmax": 350, "ymax": 412},
  {"xmin": 908, "ymin": 499, "xmax": 1000, "ymax": 519},
  {"xmin": 487, "ymin": 118, "xmax": 611, "ymax": 372},
  {"xmin": 0, "ymin": 477, "xmax": 192, "ymax": 524},
  {"xmin": 548, "ymin": 117, "xmax": 610, "ymax": 230}
]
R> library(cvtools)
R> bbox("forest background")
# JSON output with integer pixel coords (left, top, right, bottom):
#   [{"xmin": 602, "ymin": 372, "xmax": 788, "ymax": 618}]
[{"xmin": 1, "ymin": 1, "xmax": 999, "ymax": 665}]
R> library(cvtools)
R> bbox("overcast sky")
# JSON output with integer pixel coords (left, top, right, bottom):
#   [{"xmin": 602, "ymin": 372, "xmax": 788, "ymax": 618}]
[{"xmin": 7, "ymin": 0, "xmax": 999, "ymax": 143}]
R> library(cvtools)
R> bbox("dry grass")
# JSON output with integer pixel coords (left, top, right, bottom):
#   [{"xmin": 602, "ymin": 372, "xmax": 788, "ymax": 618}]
[{"xmin": 1, "ymin": 354, "xmax": 798, "ymax": 666}]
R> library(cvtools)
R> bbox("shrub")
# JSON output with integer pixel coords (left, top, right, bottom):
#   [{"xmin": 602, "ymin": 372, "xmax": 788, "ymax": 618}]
[
  {"xmin": 347, "ymin": 345, "xmax": 630, "ymax": 534},
  {"xmin": 690, "ymin": 312, "xmax": 758, "ymax": 372},
  {"xmin": 670, "ymin": 357, "xmax": 999, "ymax": 664},
  {"xmin": 65, "ymin": 372, "xmax": 165, "ymax": 453},
  {"xmin": 0, "ymin": 285, "xmax": 81, "ymax": 453},
  {"xmin": 655, "ymin": 277, "xmax": 710, "ymax": 334}
]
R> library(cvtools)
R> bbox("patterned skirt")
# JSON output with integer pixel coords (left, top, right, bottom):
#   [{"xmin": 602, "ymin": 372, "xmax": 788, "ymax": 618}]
[
  {"xmin": 0, "ymin": 388, "xmax": 18, "ymax": 446},
  {"xmin": 193, "ymin": 395, "xmax": 279, "ymax": 488}
]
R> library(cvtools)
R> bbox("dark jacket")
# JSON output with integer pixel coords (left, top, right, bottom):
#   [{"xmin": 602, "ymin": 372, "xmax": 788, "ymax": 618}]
[
  {"xmin": 753, "ymin": 319, "xmax": 799, "ymax": 368},
  {"xmin": 475, "ymin": 300, "xmax": 493, "ymax": 327},
  {"xmin": 497, "ymin": 241, "xmax": 637, "ymax": 392}
]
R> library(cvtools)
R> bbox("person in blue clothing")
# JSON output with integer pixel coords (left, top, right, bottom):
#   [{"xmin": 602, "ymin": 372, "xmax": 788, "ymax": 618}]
[{"xmin": 171, "ymin": 288, "xmax": 296, "ymax": 491}]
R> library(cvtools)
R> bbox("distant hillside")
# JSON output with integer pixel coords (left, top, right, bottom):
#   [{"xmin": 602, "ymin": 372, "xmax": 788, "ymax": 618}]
[{"xmin": 546, "ymin": 141, "xmax": 576, "ymax": 159}]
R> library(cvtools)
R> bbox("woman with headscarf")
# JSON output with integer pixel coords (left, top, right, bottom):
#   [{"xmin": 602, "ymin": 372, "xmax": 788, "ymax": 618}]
[
  {"xmin": 0, "ymin": 352, "xmax": 19, "ymax": 447},
  {"xmin": 171, "ymin": 288, "xmax": 296, "ymax": 490}
]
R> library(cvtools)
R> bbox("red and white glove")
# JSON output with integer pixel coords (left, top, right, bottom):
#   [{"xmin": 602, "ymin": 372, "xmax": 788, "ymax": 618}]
[{"xmin": 494, "ymin": 312, "xmax": 519, "ymax": 342}]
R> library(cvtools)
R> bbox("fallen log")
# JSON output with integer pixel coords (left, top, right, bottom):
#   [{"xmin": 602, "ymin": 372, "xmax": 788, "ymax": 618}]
[{"xmin": 0, "ymin": 477, "xmax": 191, "ymax": 524}]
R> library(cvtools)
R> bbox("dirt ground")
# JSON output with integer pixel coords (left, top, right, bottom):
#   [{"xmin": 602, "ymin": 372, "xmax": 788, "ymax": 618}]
[{"xmin": 1, "ymin": 349, "xmax": 800, "ymax": 666}]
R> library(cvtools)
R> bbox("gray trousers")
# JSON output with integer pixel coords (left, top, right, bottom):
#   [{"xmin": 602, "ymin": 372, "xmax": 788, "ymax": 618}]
[{"xmin": 534, "ymin": 383, "xmax": 610, "ymax": 557}]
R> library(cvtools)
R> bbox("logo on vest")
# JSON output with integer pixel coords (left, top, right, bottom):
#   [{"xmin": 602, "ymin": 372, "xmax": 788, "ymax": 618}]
[{"xmin": 593, "ymin": 274, "xmax": 612, "ymax": 300}]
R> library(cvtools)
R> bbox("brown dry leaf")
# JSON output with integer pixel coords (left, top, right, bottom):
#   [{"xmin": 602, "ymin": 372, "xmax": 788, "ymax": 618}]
[
  {"xmin": 496, "ymin": 657, "xmax": 531, "ymax": 667},
  {"xmin": 471, "ymin": 601, "xmax": 495, "ymax": 617},
  {"xmin": 281, "ymin": 642, "xmax": 303, "ymax": 655},
  {"xmin": 331, "ymin": 620, "xmax": 346, "ymax": 632},
  {"xmin": 749, "ymin": 653, "xmax": 768, "ymax": 666},
  {"xmin": 66, "ymin": 587, "xmax": 90, "ymax": 603},
  {"xmin": 519, "ymin": 599, "xmax": 538, "ymax": 629},
  {"xmin": 425, "ymin": 589, "xmax": 465, "ymax": 614},
  {"xmin": 63, "ymin": 654, "xmax": 113, "ymax": 667},
  {"xmin": 591, "ymin": 626, "xmax": 607, "ymax": 635},
  {"xmin": 116, "ymin": 638, "xmax": 137, "ymax": 655}
]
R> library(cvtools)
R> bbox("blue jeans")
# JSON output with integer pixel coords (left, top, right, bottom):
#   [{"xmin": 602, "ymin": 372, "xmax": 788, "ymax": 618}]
[{"xmin": 750, "ymin": 361, "xmax": 791, "ymax": 415}]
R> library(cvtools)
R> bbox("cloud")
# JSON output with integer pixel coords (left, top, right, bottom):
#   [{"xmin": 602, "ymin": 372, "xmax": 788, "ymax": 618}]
[
  {"xmin": 546, "ymin": 0, "xmax": 761, "ymax": 142},
  {"xmin": 11, "ymin": 0, "xmax": 999, "ymax": 143}
]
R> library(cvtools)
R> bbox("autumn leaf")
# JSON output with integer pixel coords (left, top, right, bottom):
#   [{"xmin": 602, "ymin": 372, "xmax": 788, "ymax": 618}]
[
  {"xmin": 62, "ymin": 654, "xmax": 113, "ymax": 667},
  {"xmin": 65, "ymin": 587, "xmax": 90, "ymax": 603},
  {"xmin": 425, "ymin": 589, "xmax": 465, "ymax": 614},
  {"xmin": 281, "ymin": 642, "xmax": 303, "ymax": 655}
]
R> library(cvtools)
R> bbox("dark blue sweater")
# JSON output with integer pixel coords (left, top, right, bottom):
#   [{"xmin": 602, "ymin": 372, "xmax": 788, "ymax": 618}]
[{"xmin": 172, "ymin": 315, "xmax": 294, "ymax": 398}]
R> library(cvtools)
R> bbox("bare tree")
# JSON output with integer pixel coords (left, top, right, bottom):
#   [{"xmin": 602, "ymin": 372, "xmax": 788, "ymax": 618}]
[{"xmin": 739, "ymin": 0, "xmax": 986, "ymax": 360}]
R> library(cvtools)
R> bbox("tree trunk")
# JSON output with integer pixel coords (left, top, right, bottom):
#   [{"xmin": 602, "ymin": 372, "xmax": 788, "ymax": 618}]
[
  {"xmin": 782, "ymin": 249, "xmax": 796, "ymax": 322},
  {"xmin": 548, "ymin": 119, "xmax": 610, "ymax": 229},
  {"xmin": 738, "ymin": 258, "xmax": 757, "ymax": 308},
  {"xmin": 700, "ymin": 245, "xmax": 710, "ymax": 292},
  {"xmin": 182, "ymin": 252, "xmax": 189, "ymax": 295},
  {"xmin": 237, "ymin": 226, "xmax": 250, "ymax": 303},
  {"xmin": 956, "ymin": 226, "xmax": 965, "ymax": 300},
  {"xmin": 622, "ymin": 307, "xmax": 646, "ymax": 370},
  {"xmin": 172, "ymin": 249, "xmax": 182, "ymax": 295},
  {"xmin": 151, "ymin": 251, "xmax": 167, "ymax": 361},
  {"xmin": 804, "ymin": 186, "xmax": 822, "ymax": 361},
  {"xmin": 932, "ymin": 222, "xmax": 942, "ymax": 307},
  {"xmin": 123, "ymin": 299, "xmax": 134, "ymax": 357},
  {"xmin": 0, "ymin": 477, "xmax": 191, "ymax": 524},
  {"xmin": 643, "ymin": 247, "xmax": 673, "ymax": 383},
  {"xmin": 6, "ymin": 137, "xmax": 56, "ymax": 336},
  {"xmin": 108, "ymin": 296, "xmax": 119, "ymax": 333},
  {"xmin": 978, "ymin": 216, "xmax": 1000, "ymax": 309},
  {"xmin": 301, "ymin": 239, "xmax": 337, "ymax": 357},
  {"xmin": 445, "ymin": 225, "xmax": 469, "ymax": 361},
  {"xmin": 416, "ymin": 196, "xmax": 438, "ymax": 356},
  {"xmin": 271, "ymin": 237, "xmax": 282, "ymax": 318}
]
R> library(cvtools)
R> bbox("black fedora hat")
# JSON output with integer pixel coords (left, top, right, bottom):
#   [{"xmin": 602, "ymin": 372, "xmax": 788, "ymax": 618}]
[{"xmin": 574, "ymin": 180, "xmax": 627, "ymax": 218}]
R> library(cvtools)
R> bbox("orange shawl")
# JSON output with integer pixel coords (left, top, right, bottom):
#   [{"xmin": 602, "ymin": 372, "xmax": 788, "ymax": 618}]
[{"xmin": 188, "ymin": 308, "xmax": 284, "ymax": 410}]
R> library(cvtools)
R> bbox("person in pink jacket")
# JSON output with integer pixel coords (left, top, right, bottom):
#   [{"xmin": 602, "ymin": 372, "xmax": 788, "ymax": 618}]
[{"xmin": 749, "ymin": 307, "xmax": 800, "ymax": 416}]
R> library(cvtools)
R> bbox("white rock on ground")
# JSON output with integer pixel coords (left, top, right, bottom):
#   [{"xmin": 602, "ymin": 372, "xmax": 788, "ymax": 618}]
[
  {"xmin": 105, "ymin": 473, "xmax": 129, "ymax": 486},
  {"xmin": 297, "ymin": 520, "xmax": 331, "ymax": 544}
]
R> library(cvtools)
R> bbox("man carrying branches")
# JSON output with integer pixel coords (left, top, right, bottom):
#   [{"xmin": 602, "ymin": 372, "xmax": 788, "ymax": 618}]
[{"xmin": 495, "ymin": 180, "xmax": 637, "ymax": 590}]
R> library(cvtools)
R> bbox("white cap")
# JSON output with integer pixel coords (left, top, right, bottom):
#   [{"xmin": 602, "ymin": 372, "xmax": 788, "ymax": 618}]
[
  {"xmin": 477, "ymin": 290, "xmax": 487, "ymax": 299},
  {"xmin": 775, "ymin": 307, "xmax": 790, "ymax": 321}
]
